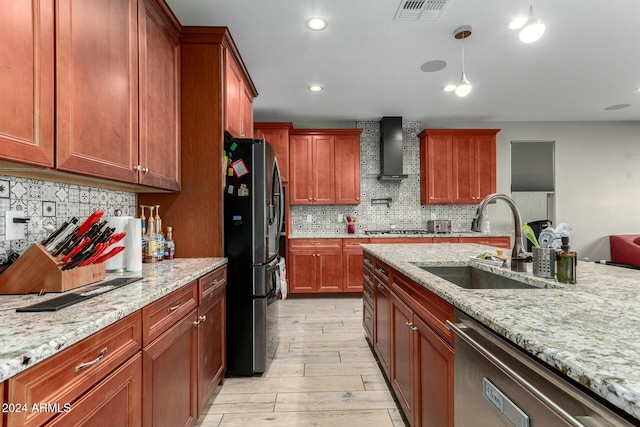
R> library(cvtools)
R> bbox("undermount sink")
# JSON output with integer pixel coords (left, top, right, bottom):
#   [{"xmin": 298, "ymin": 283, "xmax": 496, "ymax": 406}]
[{"xmin": 416, "ymin": 265, "xmax": 539, "ymax": 290}]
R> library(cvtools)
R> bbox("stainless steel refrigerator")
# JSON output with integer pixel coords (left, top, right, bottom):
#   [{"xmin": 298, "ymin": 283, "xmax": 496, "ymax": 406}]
[{"xmin": 224, "ymin": 137, "xmax": 283, "ymax": 376}]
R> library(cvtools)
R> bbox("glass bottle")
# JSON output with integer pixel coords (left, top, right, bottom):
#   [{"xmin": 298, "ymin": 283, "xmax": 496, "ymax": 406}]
[
  {"xmin": 144, "ymin": 206, "xmax": 157, "ymax": 263},
  {"xmin": 556, "ymin": 236, "xmax": 577, "ymax": 284},
  {"xmin": 164, "ymin": 227, "xmax": 175, "ymax": 260},
  {"xmin": 155, "ymin": 205, "xmax": 164, "ymax": 261}
]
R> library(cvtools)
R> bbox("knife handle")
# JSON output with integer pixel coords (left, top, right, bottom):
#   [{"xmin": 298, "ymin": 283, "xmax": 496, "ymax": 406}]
[{"xmin": 62, "ymin": 237, "xmax": 90, "ymax": 262}]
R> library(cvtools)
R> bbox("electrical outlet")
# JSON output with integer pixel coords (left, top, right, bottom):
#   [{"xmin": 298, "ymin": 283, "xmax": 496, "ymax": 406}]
[
  {"xmin": 430, "ymin": 212, "xmax": 437, "ymax": 220},
  {"xmin": 6, "ymin": 211, "xmax": 27, "ymax": 241},
  {"xmin": 338, "ymin": 214, "xmax": 344, "ymax": 223},
  {"xmin": 306, "ymin": 214, "xmax": 313, "ymax": 223}
]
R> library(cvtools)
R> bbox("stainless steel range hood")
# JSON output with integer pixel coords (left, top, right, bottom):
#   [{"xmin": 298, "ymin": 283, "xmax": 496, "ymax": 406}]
[{"xmin": 378, "ymin": 116, "xmax": 408, "ymax": 181}]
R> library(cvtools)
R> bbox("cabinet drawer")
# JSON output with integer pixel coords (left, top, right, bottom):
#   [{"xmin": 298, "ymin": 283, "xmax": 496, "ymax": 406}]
[
  {"xmin": 289, "ymin": 239, "xmax": 342, "ymax": 250},
  {"xmin": 459, "ymin": 236, "xmax": 510, "ymax": 248},
  {"xmin": 143, "ymin": 281, "xmax": 198, "ymax": 345},
  {"xmin": 363, "ymin": 251, "xmax": 375, "ymax": 273},
  {"xmin": 7, "ymin": 312, "xmax": 142, "ymax": 427},
  {"xmin": 363, "ymin": 273, "xmax": 374, "ymax": 306},
  {"xmin": 343, "ymin": 238, "xmax": 370, "ymax": 249},
  {"xmin": 373, "ymin": 258, "xmax": 391, "ymax": 284},
  {"xmin": 44, "ymin": 353, "xmax": 142, "ymax": 427},
  {"xmin": 391, "ymin": 270, "xmax": 454, "ymax": 346},
  {"xmin": 363, "ymin": 299, "xmax": 373, "ymax": 342},
  {"xmin": 199, "ymin": 266, "xmax": 227, "ymax": 304}
]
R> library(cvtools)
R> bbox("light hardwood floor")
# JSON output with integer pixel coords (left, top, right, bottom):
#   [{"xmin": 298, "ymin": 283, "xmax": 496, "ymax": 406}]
[{"xmin": 196, "ymin": 297, "xmax": 406, "ymax": 427}]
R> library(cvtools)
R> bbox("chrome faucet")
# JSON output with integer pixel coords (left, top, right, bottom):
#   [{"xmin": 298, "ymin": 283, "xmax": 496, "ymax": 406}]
[{"xmin": 471, "ymin": 193, "xmax": 528, "ymax": 272}]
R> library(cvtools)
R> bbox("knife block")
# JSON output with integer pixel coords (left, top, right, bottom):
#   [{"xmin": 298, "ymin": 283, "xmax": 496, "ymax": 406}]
[{"xmin": 0, "ymin": 244, "xmax": 106, "ymax": 294}]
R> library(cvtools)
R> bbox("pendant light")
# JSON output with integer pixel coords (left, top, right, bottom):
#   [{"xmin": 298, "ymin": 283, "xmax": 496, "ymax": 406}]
[
  {"xmin": 454, "ymin": 26, "xmax": 472, "ymax": 97},
  {"xmin": 518, "ymin": 3, "xmax": 545, "ymax": 43}
]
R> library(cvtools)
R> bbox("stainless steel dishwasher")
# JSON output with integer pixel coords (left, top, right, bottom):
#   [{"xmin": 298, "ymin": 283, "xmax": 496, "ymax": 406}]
[{"xmin": 447, "ymin": 310, "xmax": 636, "ymax": 427}]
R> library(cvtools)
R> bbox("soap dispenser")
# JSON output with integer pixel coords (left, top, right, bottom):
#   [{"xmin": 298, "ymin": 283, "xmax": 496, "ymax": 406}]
[{"xmin": 556, "ymin": 236, "xmax": 577, "ymax": 284}]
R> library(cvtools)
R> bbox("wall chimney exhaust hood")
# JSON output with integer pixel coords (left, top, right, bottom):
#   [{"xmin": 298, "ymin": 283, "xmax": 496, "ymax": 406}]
[{"xmin": 378, "ymin": 116, "xmax": 408, "ymax": 181}]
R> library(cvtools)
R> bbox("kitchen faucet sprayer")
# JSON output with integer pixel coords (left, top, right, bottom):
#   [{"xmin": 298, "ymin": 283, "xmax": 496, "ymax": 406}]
[{"xmin": 471, "ymin": 193, "xmax": 528, "ymax": 272}]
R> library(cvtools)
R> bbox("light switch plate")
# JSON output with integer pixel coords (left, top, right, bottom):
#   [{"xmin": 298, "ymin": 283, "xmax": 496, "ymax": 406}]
[
  {"xmin": 430, "ymin": 212, "xmax": 437, "ymax": 220},
  {"xmin": 338, "ymin": 214, "xmax": 344, "ymax": 223},
  {"xmin": 6, "ymin": 211, "xmax": 27, "ymax": 241},
  {"xmin": 306, "ymin": 214, "xmax": 313, "ymax": 223}
]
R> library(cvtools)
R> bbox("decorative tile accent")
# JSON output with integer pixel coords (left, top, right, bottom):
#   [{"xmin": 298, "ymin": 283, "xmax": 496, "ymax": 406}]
[
  {"xmin": 290, "ymin": 121, "xmax": 479, "ymax": 235},
  {"xmin": 0, "ymin": 174, "xmax": 136, "ymax": 254}
]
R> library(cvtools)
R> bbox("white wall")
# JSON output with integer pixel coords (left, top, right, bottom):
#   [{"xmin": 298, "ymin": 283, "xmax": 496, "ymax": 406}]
[{"xmin": 424, "ymin": 121, "xmax": 640, "ymax": 261}]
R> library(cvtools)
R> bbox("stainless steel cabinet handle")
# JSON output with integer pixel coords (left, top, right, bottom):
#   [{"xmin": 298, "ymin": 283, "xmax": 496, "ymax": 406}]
[
  {"xmin": 75, "ymin": 348, "xmax": 108, "ymax": 372},
  {"xmin": 364, "ymin": 259, "xmax": 373, "ymax": 265},
  {"xmin": 377, "ymin": 283, "xmax": 384, "ymax": 290},
  {"xmin": 133, "ymin": 165, "xmax": 141, "ymax": 171},
  {"xmin": 446, "ymin": 320, "xmax": 587, "ymax": 427},
  {"xmin": 167, "ymin": 302, "xmax": 181, "ymax": 313},
  {"xmin": 377, "ymin": 267, "xmax": 386, "ymax": 275},
  {"xmin": 142, "ymin": 167, "xmax": 149, "ymax": 174},
  {"xmin": 193, "ymin": 315, "xmax": 207, "ymax": 326}
]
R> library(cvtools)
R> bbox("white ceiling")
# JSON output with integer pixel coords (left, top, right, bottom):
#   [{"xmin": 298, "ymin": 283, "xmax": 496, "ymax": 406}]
[{"xmin": 166, "ymin": 0, "xmax": 640, "ymax": 123}]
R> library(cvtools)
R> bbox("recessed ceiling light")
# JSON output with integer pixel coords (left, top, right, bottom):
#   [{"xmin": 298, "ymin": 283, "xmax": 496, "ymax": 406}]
[
  {"xmin": 443, "ymin": 85, "xmax": 456, "ymax": 92},
  {"xmin": 309, "ymin": 85, "xmax": 324, "ymax": 92},
  {"xmin": 604, "ymin": 104, "xmax": 630, "ymax": 110},
  {"xmin": 306, "ymin": 17, "xmax": 328, "ymax": 31}
]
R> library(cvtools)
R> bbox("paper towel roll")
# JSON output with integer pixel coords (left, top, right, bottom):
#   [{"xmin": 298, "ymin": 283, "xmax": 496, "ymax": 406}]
[
  {"xmin": 105, "ymin": 216, "xmax": 132, "ymax": 272},
  {"xmin": 126, "ymin": 218, "xmax": 142, "ymax": 272}
]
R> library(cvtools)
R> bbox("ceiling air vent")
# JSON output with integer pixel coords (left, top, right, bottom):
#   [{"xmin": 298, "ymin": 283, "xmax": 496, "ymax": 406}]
[{"xmin": 394, "ymin": 0, "xmax": 450, "ymax": 20}]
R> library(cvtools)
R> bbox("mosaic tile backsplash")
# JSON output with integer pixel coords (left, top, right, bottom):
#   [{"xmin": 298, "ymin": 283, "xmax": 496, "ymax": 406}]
[
  {"xmin": 290, "ymin": 121, "xmax": 478, "ymax": 235},
  {"xmin": 0, "ymin": 175, "xmax": 136, "ymax": 261}
]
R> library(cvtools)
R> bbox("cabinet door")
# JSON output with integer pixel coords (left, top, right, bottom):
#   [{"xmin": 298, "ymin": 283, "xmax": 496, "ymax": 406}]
[
  {"xmin": 343, "ymin": 248, "xmax": 364, "ymax": 292},
  {"xmin": 391, "ymin": 292, "xmax": 416, "ymax": 425},
  {"xmin": 288, "ymin": 249, "xmax": 317, "ymax": 292},
  {"xmin": 0, "ymin": 0, "xmax": 54, "ymax": 167},
  {"xmin": 475, "ymin": 134, "xmax": 497, "ymax": 200},
  {"xmin": 422, "ymin": 135, "xmax": 453, "ymax": 204},
  {"xmin": 414, "ymin": 315, "xmax": 454, "ymax": 427},
  {"xmin": 56, "ymin": 0, "xmax": 139, "ymax": 183},
  {"xmin": 452, "ymin": 135, "xmax": 478, "ymax": 204},
  {"xmin": 138, "ymin": 0, "xmax": 181, "ymax": 191},
  {"xmin": 197, "ymin": 287, "xmax": 226, "ymax": 415},
  {"xmin": 45, "ymin": 354, "xmax": 142, "ymax": 427},
  {"xmin": 289, "ymin": 135, "xmax": 313, "ymax": 204},
  {"xmin": 335, "ymin": 134, "xmax": 361, "ymax": 204},
  {"xmin": 143, "ymin": 310, "xmax": 198, "ymax": 427},
  {"xmin": 224, "ymin": 50, "xmax": 242, "ymax": 138},
  {"xmin": 316, "ymin": 249, "xmax": 343, "ymax": 292},
  {"xmin": 374, "ymin": 279, "xmax": 392, "ymax": 377},
  {"xmin": 240, "ymin": 84, "xmax": 253, "ymax": 138},
  {"xmin": 312, "ymin": 135, "xmax": 335, "ymax": 204},
  {"xmin": 254, "ymin": 124, "xmax": 291, "ymax": 183}
]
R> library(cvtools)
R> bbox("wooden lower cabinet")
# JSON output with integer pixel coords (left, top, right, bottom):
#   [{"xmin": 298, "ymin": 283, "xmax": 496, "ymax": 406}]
[
  {"xmin": 373, "ymin": 279, "xmax": 392, "ymax": 377},
  {"xmin": 458, "ymin": 236, "xmax": 510, "ymax": 248},
  {"xmin": 288, "ymin": 239, "xmax": 343, "ymax": 293},
  {"xmin": 45, "ymin": 354, "xmax": 142, "ymax": 427},
  {"xmin": 367, "ymin": 252, "xmax": 455, "ymax": 427},
  {"xmin": 143, "ymin": 309, "xmax": 198, "ymax": 427},
  {"xmin": 343, "ymin": 239, "xmax": 369, "ymax": 292},
  {"xmin": 1, "ymin": 381, "xmax": 4, "ymax": 427},
  {"xmin": 414, "ymin": 315, "xmax": 454, "ymax": 427},
  {"xmin": 196, "ymin": 285, "xmax": 226, "ymax": 415}
]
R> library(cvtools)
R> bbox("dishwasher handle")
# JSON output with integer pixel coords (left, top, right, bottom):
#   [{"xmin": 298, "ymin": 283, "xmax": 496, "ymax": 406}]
[{"xmin": 446, "ymin": 320, "xmax": 588, "ymax": 427}]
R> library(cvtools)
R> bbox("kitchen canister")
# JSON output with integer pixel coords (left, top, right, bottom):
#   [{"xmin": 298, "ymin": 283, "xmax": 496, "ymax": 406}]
[
  {"xmin": 126, "ymin": 218, "xmax": 142, "ymax": 272},
  {"xmin": 105, "ymin": 210, "xmax": 132, "ymax": 272},
  {"xmin": 532, "ymin": 247, "xmax": 555, "ymax": 279}
]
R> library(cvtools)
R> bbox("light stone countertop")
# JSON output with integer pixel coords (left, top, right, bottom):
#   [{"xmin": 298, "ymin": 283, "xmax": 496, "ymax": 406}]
[
  {"xmin": 361, "ymin": 243, "xmax": 640, "ymax": 422},
  {"xmin": 289, "ymin": 232, "xmax": 510, "ymax": 239},
  {"xmin": 0, "ymin": 257, "xmax": 226, "ymax": 383}
]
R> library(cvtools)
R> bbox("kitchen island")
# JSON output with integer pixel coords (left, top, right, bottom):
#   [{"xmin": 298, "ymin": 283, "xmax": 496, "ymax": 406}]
[{"xmin": 362, "ymin": 243, "xmax": 640, "ymax": 424}]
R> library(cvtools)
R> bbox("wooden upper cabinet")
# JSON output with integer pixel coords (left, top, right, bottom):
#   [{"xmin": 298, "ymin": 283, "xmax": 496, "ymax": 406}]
[
  {"xmin": 254, "ymin": 122, "xmax": 293, "ymax": 183},
  {"xmin": 225, "ymin": 49, "xmax": 256, "ymax": 138},
  {"xmin": 289, "ymin": 129, "xmax": 362, "ymax": 205},
  {"xmin": 138, "ymin": 0, "xmax": 181, "ymax": 191},
  {"xmin": 0, "ymin": 0, "xmax": 54, "ymax": 167},
  {"xmin": 420, "ymin": 133, "xmax": 453, "ymax": 204},
  {"xmin": 56, "ymin": 0, "xmax": 139, "ymax": 182},
  {"xmin": 335, "ymin": 134, "xmax": 361, "ymax": 204},
  {"xmin": 420, "ymin": 129, "xmax": 499, "ymax": 205}
]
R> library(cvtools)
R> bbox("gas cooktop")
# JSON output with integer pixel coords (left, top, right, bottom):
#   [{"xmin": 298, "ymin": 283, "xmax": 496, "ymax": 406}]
[{"xmin": 364, "ymin": 229, "xmax": 431, "ymax": 235}]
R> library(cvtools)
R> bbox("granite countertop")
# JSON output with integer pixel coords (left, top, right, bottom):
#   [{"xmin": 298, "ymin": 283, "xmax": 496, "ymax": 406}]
[
  {"xmin": 289, "ymin": 232, "xmax": 510, "ymax": 239},
  {"xmin": 0, "ymin": 257, "xmax": 226, "ymax": 383},
  {"xmin": 361, "ymin": 243, "xmax": 640, "ymax": 422}
]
